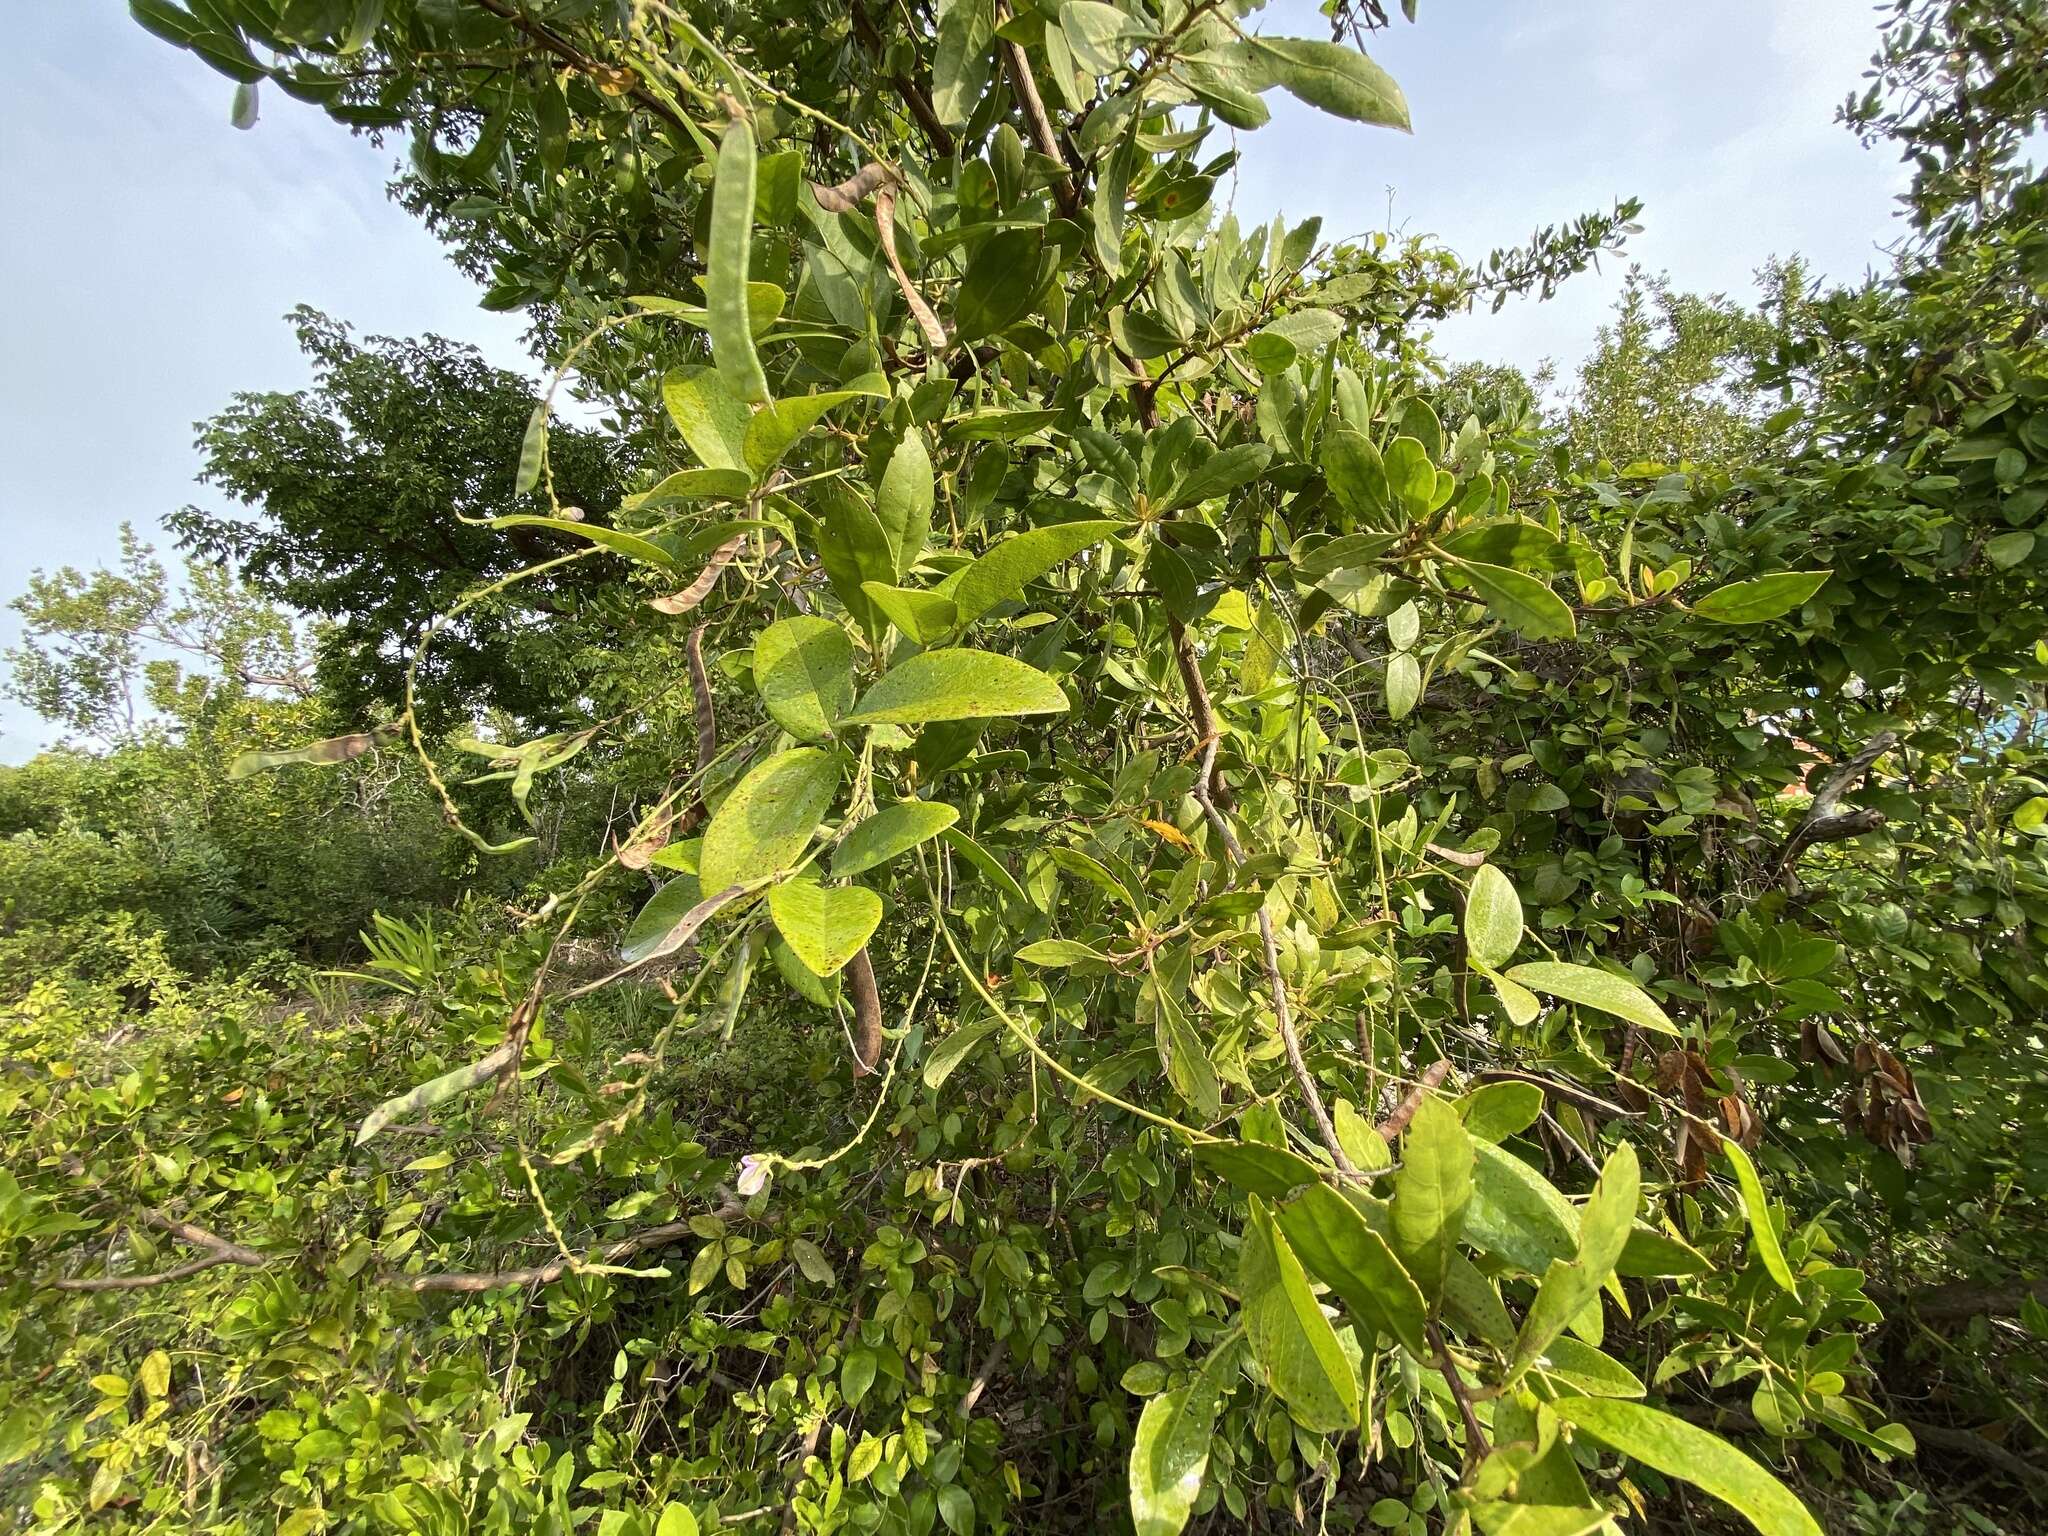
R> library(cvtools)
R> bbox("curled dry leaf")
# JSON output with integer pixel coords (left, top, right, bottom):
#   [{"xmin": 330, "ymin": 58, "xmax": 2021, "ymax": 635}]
[
  {"xmin": 810, "ymin": 161, "xmax": 894, "ymax": 213},
  {"xmin": 649, "ymin": 532, "xmax": 750, "ymax": 614},
  {"xmin": 873, "ymin": 183, "xmax": 948, "ymax": 354}
]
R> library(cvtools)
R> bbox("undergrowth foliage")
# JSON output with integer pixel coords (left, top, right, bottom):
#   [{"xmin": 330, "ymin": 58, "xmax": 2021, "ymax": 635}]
[{"xmin": 7, "ymin": 0, "xmax": 2048, "ymax": 1533}]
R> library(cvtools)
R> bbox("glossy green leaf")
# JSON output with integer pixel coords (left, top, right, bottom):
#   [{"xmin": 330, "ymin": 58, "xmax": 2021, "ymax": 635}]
[
  {"xmin": 1249, "ymin": 37, "xmax": 1411, "ymax": 129},
  {"xmin": 1505, "ymin": 961, "xmax": 1677, "ymax": 1035},
  {"xmin": 1464, "ymin": 863, "xmax": 1523, "ymax": 969},
  {"xmin": 1014, "ymin": 937, "xmax": 1114, "ymax": 967},
  {"xmin": 768, "ymin": 879, "xmax": 882, "ymax": 978},
  {"xmin": 876, "ymin": 427, "xmax": 935, "ymax": 578},
  {"xmin": 1690, "ymin": 571, "xmax": 1831, "ymax": 624},
  {"xmin": 1455, "ymin": 559, "xmax": 1578, "ymax": 639},
  {"xmin": 490, "ymin": 515, "xmax": 681, "ymax": 570},
  {"xmin": 1191, "ymin": 1139, "xmax": 1323, "ymax": 1199},
  {"xmin": 743, "ymin": 384, "xmax": 887, "ymax": 476},
  {"xmin": 1386, "ymin": 652, "xmax": 1420, "ymax": 720},
  {"xmin": 1168, "ymin": 445, "xmax": 1274, "ymax": 511},
  {"xmin": 861, "ymin": 582, "xmax": 961, "ymax": 645},
  {"xmin": 956, "ymin": 227, "xmax": 1045, "ymax": 341},
  {"xmin": 1390, "ymin": 1095, "xmax": 1473, "ymax": 1302},
  {"xmin": 1722, "ymin": 1138, "xmax": 1798, "ymax": 1292},
  {"xmin": 1549, "ymin": 1397, "xmax": 1822, "ymax": 1536},
  {"xmin": 1128, "ymin": 1337, "xmax": 1238, "ymax": 1536},
  {"xmin": 842, "ymin": 650, "xmax": 1069, "ymax": 725},
  {"xmin": 1465, "ymin": 1140, "xmax": 1577, "ymax": 1274},
  {"xmin": 949, "ymin": 520, "xmax": 1123, "ymax": 624},
  {"xmin": 833, "ymin": 801, "xmax": 959, "ymax": 878},
  {"xmin": 1276, "ymin": 1183, "xmax": 1429, "ymax": 1359},
  {"xmin": 1538, "ymin": 1336, "xmax": 1645, "ymax": 1398},
  {"xmin": 699, "ymin": 747, "xmax": 841, "ymax": 893},
  {"xmin": 938, "ymin": 826, "xmax": 1030, "ymax": 908},
  {"xmin": 1509, "ymin": 1143, "xmax": 1639, "ymax": 1384},
  {"xmin": 662, "ymin": 366, "xmax": 750, "ymax": 471},
  {"xmin": 753, "ymin": 616, "xmax": 854, "ymax": 742},
  {"xmin": 923, "ymin": 1013, "xmax": 1002, "ymax": 1089},
  {"xmin": 1458, "ymin": 1080, "xmax": 1544, "ymax": 1144},
  {"xmin": 1239, "ymin": 1199, "xmax": 1360, "ymax": 1432},
  {"xmin": 708, "ymin": 114, "xmax": 770, "ymax": 404}
]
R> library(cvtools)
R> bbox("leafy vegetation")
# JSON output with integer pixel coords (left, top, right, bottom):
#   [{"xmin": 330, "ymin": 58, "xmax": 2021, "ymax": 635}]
[{"xmin": 5, "ymin": 0, "xmax": 2048, "ymax": 1533}]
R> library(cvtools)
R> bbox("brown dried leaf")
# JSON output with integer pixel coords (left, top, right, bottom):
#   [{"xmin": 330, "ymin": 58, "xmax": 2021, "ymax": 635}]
[
  {"xmin": 650, "ymin": 532, "xmax": 748, "ymax": 615},
  {"xmin": 873, "ymin": 184, "xmax": 947, "ymax": 354},
  {"xmin": 811, "ymin": 162, "xmax": 894, "ymax": 213}
]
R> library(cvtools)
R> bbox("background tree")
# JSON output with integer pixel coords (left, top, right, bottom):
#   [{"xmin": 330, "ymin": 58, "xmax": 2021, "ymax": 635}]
[{"xmin": 169, "ymin": 307, "xmax": 634, "ymax": 724}]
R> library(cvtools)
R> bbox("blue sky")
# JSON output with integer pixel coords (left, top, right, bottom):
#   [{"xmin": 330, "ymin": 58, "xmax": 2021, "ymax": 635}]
[{"xmin": 0, "ymin": 1, "xmax": 1908, "ymax": 759}]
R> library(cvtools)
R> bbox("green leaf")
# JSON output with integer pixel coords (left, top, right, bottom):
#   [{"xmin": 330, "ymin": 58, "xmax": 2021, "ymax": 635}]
[
  {"xmin": 876, "ymin": 427, "xmax": 936, "ymax": 578},
  {"xmin": 932, "ymin": 0, "xmax": 994, "ymax": 125},
  {"xmin": 621, "ymin": 879, "xmax": 753, "ymax": 968},
  {"xmin": 771, "ymin": 934, "xmax": 840, "ymax": 1007},
  {"xmin": 1464, "ymin": 863, "xmax": 1523, "ymax": 969},
  {"xmin": 1617, "ymin": 1225, "xmax": 1714, "ymax": 1279},
  {"xmin": 743, "ymin": 385, "xmax": 887, "ymax": 476},
  {"xmin": 1128, "ymin": 1339, "xmax": 1239, "ymax": 1536},
  {"xmin": 1385, "ymin": 652, "xmax": 1420, "ymax": 720},
  {"xmin": 1458, "ymin": 1081, "xmax": 1543, "ymax": 1144},
  {"xmin": 1248, "ymin": 37, "xmax": 1411, "ymax": 129},
  {"xmin": 1390, "ymin": 1096, "xmax": 1473, "ymax": 1302},
  {"xmin": 624, "ymin": 467, "xmax": 756, "ymax": 509},
  {"xmin": 623, "ymin": 876, "xmax": 703, "ymax": 965},
  {"xmin": 1440, "ymin": 521, "xmax": 1569, "ymax": 572},
  {"xmin": 1320, "ymin": 429, "xmax": 1387, "ymax": 521},
  {"xmin": 1455, "ymin": 560, "xmax": 1578, "ymax": 639},
  {"xmin": 1240, "ymin": 1199, "xmax": 1361, "ymax": 1432},
  {"xmin": 1465, "ymin": 1140, "xmax": 1578, "ymax": 1273},
  {"xmin": 1014, "ymin": 937, "xmax": 1114, "ymax": 967},
  {"xmin": 769, "ymin": 879, "xmax": 882, "ymax": 978},
  {"xmin": 937, "ymin": 1483, "xmax": 976, "ymax": 1535},
  {"xmin": 833, "ymin": 801, "xmax": 959, "ymax": 878},
  {"xmin": 1549, "ymin": 1398, "xmax": 1823, "ymax": 1536},
  {"xmin": 708, "ymin": 114, "xmax": 770, "ymax": 404},
  {"xmin": 1276, "ymin": 1183, "xmax": 1429, "ymax": 1359},
  {"xmin": 1504, "ymin": 962, "xmax": 1676, "ymax": 1035},
  {"xmin": 939, "ymin": 826, "xmax": 1030, "ymax": 908},
  {"xmin": 1469, "ymin": 1504, "xmax": 1613, "ymax": 1536},
  {"xmin": 862, "ymin": 582, "xmax": 962, "ymax": 645},
  {"xmin": 1192, "ymin": 1139, "xmax": 1323, "ymax": 1198},
  {"xmin": 842, "ymin": 650, "xmax": 1069, "ymax": 725},
  {"xmin": 655, "ymin": 1505, "xmax": 701, "ymax": 1536},
  {"xmin": 662, "ymin": 366, "xmax": 751, "ymax": 470},
  {"xmin": 949, "ymin": 521, "xmax": 1123, "ymax": 624},
  {"xmin": 754, "ymin": 617, "xmax": 854, "ymax": 742},
  {"xmin": 1062, "ymin": 0, "xmax": 1143, "ymax": 73},
  {"xmin": 1538, "ymin": 1336, "xmax": 1645, "ymax": 1398},
  {"xmin": 956, "ymin": 227, "xmax": 1045, "ymax": 341},
  {"xmin": 1508, "ymin": 1144, "xmax": 1639, "ymax": 1385},
  {"xmin": 1986, "ymin": 529, "xmax": 2035, "ymax": 569},
  {"xmin": 813, "ymin": 479, "xmax": 897, "ymax": 641},
  {"xmin": 1690, "ymin": 571, "xmax": 1830, "ymax": 624},
  {"xmin": 1168, "ymin": 445, "xmax": 1274, "ymax": 510},
  {"xmin": 515, "ymin": 404, "xmax": 546, "ymax": 494},
  {"xmin": 490, "ymin": 516, "xmax": 680, "ymax": 571},
  {"xmin": 700, "ymin": 748, "xmax": 841, "ymax": 893},
  {"xmin": 1383, "ymin": 434, "xmax": 1437, "ymax": 517},
  {"xmin": 923, "ymin": 1013, "xmax": 1002, "ymax": 1089},
  {"xmin": 1721, "ymin": 1139, "xmax": 1797, "ymax": 1293}
]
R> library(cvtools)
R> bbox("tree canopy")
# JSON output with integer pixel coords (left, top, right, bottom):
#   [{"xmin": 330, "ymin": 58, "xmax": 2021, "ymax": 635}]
[{"xmin": 5, "ymin": 1, "xmax": 2048, "ymax": 1534}]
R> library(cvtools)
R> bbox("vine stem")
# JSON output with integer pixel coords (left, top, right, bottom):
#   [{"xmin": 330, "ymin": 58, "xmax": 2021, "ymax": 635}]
[{"xmin": 1169, "ymin": 617, "xmax": 1360, "ymax": 1181}]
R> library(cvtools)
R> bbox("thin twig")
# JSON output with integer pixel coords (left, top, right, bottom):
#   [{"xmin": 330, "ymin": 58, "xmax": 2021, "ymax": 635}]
[
  {"xmin": 1169, "ymin": 618, "xmax": 1357, "ymax": 1180},
  {"xmin": 52, "ymin": 1209, "xmax": 267, "ymax": 1292}
]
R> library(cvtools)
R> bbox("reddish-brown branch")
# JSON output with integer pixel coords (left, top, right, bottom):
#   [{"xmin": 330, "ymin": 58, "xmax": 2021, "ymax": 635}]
[{"xmin": 52, "ymin": 1209, "xmax": 267, "ymax": 1292}]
